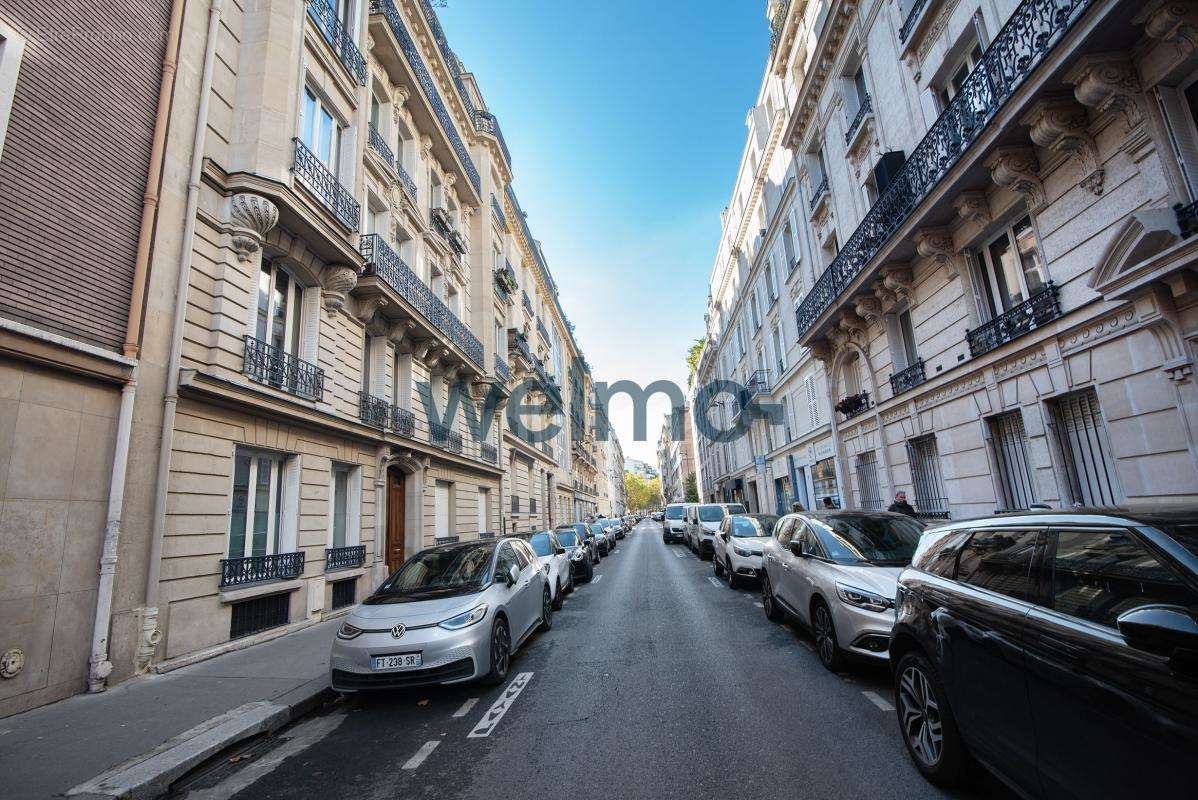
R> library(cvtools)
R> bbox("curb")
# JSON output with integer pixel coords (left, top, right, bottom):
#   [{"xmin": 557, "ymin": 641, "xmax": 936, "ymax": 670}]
[{"xmin": 65, "ymin": 682, "xmax": 335, "ymax": 800}]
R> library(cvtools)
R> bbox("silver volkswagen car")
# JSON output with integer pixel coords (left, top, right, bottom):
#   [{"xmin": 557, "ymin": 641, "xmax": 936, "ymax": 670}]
[
  {"xmin": 330, "ymin": 538, "xmax": 551, "ymax": 691},
  {"xmin": 761, "ymin": 511, "xmax": 923, "ymax": 671}
]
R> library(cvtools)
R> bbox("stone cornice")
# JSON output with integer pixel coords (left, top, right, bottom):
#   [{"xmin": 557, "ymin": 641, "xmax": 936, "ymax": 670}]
[{"xmin": 783, "ymin": 0, "xmax": 860, "ymax": 152}]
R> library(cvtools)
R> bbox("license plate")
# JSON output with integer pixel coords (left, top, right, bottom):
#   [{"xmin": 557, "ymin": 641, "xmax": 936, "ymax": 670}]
[{"xmin": 372, "ymin": 653, "xmax": 422, "ymax": 671}]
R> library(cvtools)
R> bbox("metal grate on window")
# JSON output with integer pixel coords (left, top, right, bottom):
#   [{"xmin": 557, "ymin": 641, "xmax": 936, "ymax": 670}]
[
  {"xmin": 1049, "ymin": 388, "xmax": 1120, "ymax": 506},
  {"xmin": 906, "ymin": 435, "xmax": 949, "ymax": 518},
  {"xmin": 988, "ymin": 411, "xmax": 1037, "ymax": 511},
  {"xmin": 230, "ymin": 593, "xmax": 290, "ymax": 639},
  {"xmin": 855, "ymin": 451, "xmax": 883, "ymax": 510},
  {"xmin": 331, "ymin": 578, "xmax": 356, "ymax": 610}
]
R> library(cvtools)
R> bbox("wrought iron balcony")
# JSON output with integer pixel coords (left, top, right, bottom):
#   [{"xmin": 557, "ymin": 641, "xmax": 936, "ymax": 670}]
[
  {"xmin": 1176, "ymin": 201, "xmax": 1198, "ymax": 239},
  {"xmin": 475, "ymin": 110, "xmax": 512, "ymax": 167},
  {"xmin": 220, "ymin": 551, "xmax": 305, "ymax": 588},
  {"xmin": 844, "ymin": 94, "xmax": 872, "ymax": 146},
  {"xmin": 390, "ymin": 405, "xmax": 415, "ymax": 438},
  {"xmin": 417, "ymin": 0, "xmax": 476, "ymax": 119},
  {"xmin": 326, "ymin": 544, "xmax": 366, "ymax": 571},
  {"xmin": 494, "ymin": 353, "xmax": 510, "ymax": 382},
  {"xmin": 430, "ymin": 421, "xmax": 463, "ymax": 454},
  {"xmin": 914, "ymin": 498, "xmax": 950, "ymax": 520},
  {"xmin": 359, "ymin": 391, "xmax": 389, "ymax": 429},
  {"xmin": 510, "ymin": 331, "xmax": 534, "ymax": 367},
  {"xmin": 794, "ymin": 0, "xmax": 1091, "ymax": 341},
  {"xmin": 292, "ymin": 138, "xmax": 359, "ymax": 230},
  {"xmin": 491, "ymin": 194, "xmax": 509, "ymax": 231},
  {"xmin": 746, "ymin": 369, "xmax": 770, "ymax": 398},
  {"xmin": 899, "ymin": 0, "xmax": 931, "ymax": 43},
  {"xmin": 369, "ymin": 0, "xmax": 481, "ymax": 194},
  {"xmin": 396, "ymin": 162, "xmax": 417, "ymax": 199},
  {"xmin": 448, "ymin": 229, "xmax": 468, "ymax": 255},
  {"xmin": 367, "ymin": 123, "xmax": 394, "ymax": 167},
  {"xmin": 307, "ymin": 0, "xmax": 367, "ymax": 85},
  {"xmin": 243, "ymin": 335, "xmax": 325, "ymax": 401},
  {"xmin": 835, "ymin": 391, "xmax": 872, "ymax": 420},
  {"xmin": 537, "ymin": 318, "xmax": 550, "ymax": 343},
  {"xmin": 889, "ymin": 359, "xmax": 927, "ymax": 396},
  {"xmin": 359, "ymin": 235, "xmax": 485, "ymax": 367},
  {"xmin": 494, "ymin": 260, "xmax": 518, "ymax": 299},
  {"xmin": 769, "ymin": 0, "xmax": 791, "ymax": 53},
  {"xmin": 522, "ymin": 291, "xmax": 534, "ymax": 316},
  {"xmin": 966, "ymin": 283, "xmax": 1061, "ymax": 358},
  {"xmin": 430, "ymin": 207, "xmax": 452, "ymax": 239},
  {"xmin": 808, "ymin": 175, "xmax": 829, "ymax": 212},
  {"xmin": 481, "ymin": 442, "xmax": 498, "ymax": 464}
]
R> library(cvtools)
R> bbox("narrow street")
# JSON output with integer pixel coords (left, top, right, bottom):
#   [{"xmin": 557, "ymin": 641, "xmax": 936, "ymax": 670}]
[{"xmin": 178, "ymin": 520, "xmax": 1012, "ymax": 800}]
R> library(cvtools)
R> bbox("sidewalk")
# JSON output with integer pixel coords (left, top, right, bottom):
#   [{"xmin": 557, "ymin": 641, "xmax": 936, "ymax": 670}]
[{"xmin": 2, "ymin": 618, "xmax": 339, "ymax": 800}]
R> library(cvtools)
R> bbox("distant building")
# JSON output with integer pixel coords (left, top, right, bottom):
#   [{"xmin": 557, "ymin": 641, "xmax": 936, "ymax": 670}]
[{"xmin": 625, "ymin": 458, "xmax": 658, "ymax": 480}]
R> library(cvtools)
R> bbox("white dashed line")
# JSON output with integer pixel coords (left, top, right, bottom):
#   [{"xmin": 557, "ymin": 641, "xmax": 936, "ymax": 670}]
[
  {"xmin": 468, "ymin": 672, "xmax": 534, "ymax": 738},
  {"xmin": 741, "ymin": 593, "xmax": 753, "ymax": 600},
  {"xmin": 754, "ymin": 602, "xmax": 764, "ymax": 608},
  {"xmin": 593, "ymin": 574, "xmax": 604, "ymax": 583},
  {"xmin": 674, "ymin": 551, "xmax": 685, "ymax": 559},
  {"xmin": 452, "ymin": 698, "xmax": 478, "ymax": 718},
  {"xmin": 402, "ymin": 740, "xmax": 440, "ymax": 770},
  {"xmin": 707, "ymin": 576, "xmax": 722, "ymax": 588},
  {"xmin": 863, "ymin": 691, "xmax": 895, "ymax": 711}
]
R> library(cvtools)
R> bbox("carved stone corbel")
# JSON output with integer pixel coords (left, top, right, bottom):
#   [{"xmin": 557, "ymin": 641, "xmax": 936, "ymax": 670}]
[
  {"xmin": 321, "ymin": 265, "xmax": 359, "ymax": 315},
  {"xmin": 1022, "ymin": 96, "xmax": 1103, "ymax": 195},
  {"xmin": 393, "ymin": 85, "xmax": 410, "ymax": 109},
  {"xmin": 881, "ymin": 267, "xmax": 914, "ymax": 302},
  {"xmin": 808, "ymin": 338, "xmax": 832, "ymax": 365},
  {"xmin": 986, "ymin": 147, "xmax": 1045, "ymax": 208},
  {"xmin": 854, "ymin": 296, "xmax": 883, "ymax": 325},
  {"xmin": 1142, "ymin": 1, "xmax": 1198, "ymax": 58},
  {"xmin": 838, "ymin": 310, "xmax": 867, "ymax": 340},
  {"xmin": 228, "ymin": 193, "xmax": 279, "ymax": 262},
  {"xmin": 1065, "ymin": 53, "xmax": 1143, "ymax": 131},
  {"xmin": 424, "ymin": 345, "xmax": 450, "ymax": 371},
  {"xmin": 873, "ymin": 279, "xmax": 898, "ymax": 309},
  {"xmin": 389, "ymin": 319, "xmax": 418, "ymax": 348},
  {"xmin": 421, "ymin": 134, "xmax": 433, "ymax": 158},
  {"xmin": 953, "ymin": 190, "xmax": 990, "ymax": 228},
  {"xmin": 356, "ymin": 296, "xmax": 388, "ymax": 326}
]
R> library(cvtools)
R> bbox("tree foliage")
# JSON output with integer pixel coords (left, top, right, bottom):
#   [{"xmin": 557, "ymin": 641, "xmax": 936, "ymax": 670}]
[
  {"xmin": 624, "ymin": 471, "xmax": 663, "ymax": 511},
  {"xmin": 684, "ymin": 471, "xmax": 699, "ymax": 503},
  {"xmin": 685, "ymin": 338, "xmax": 705, "ymax": 385}
]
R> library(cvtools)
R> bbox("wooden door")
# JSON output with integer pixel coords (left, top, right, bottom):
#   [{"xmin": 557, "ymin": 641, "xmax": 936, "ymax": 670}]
[{"xmin": 386, "ymin": 466, "xmax": 406, "ymax": 572}]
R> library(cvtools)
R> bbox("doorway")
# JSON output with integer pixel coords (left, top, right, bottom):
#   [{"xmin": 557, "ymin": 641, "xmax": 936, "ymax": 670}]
[{"xmin": 386, "ymin": 466, "xmax": 406, "ymax": 572}]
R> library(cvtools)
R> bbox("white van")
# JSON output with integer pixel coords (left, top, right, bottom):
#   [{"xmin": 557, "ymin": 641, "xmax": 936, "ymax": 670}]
[
  {"xmin": 661, "ymin": 503, "xmax": 689, "ymax": 544},
  {"xmin": 688, "ymin": 503, "xmax": 748, "ymax": 559}
]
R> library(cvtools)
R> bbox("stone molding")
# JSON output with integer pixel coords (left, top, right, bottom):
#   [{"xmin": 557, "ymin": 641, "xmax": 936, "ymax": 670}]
[
  {"xmin": 986, "ymin": 147, "xmax": 1045, "ymax": 208},
  {"xmin": 1065, "ymin": 52, "xmax": 1143, "ymax": 130},
  {"xmin": 953, "ymin": 190, "xmax": 991, "ymax": 228},
  {"xmin": 1022, "ymin": 96, "xmax": 1103, "ymax": 195},
  {"xmin": 321, "ymin": 265, "xmax": 359, "ymax": 315},
  {"xmin": 228, "ymin": 192, "xmax": 279, "ymax": 262}
]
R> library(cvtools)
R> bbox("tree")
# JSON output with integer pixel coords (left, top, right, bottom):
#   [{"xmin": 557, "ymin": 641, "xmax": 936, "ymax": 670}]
[
  {"xmin": 685, "ymin": 338, "xmax": 705, "ymax": 386},
  {"xmin": 684, "ymin": 471, "xmax": 699, "ymax": 503},
  {"xmin": 624, "ymin": 471, "xmax": 663, "ymax": 511}
]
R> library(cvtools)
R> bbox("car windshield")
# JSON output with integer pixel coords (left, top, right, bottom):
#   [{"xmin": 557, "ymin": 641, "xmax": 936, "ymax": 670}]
[
  {"xmin": 812, "ymin": 515, "xmax": 924, "ymax": 565},
  {"xmin": 725, "ymin": 504, "xmax": 747, "ymax": 514},
  {"xmin": 571, "ymin": 523, "xmax": 590, "ymax": 538},
  {"xmin": 664, "ymin": 506, "xmax": 684, "ymax": 520},
  {"xmin": 600, "ymin": 519, "xmax": 618, "ymax": 528},
  {"xmin": 528, "ymin": 533, "xmax": 554, "ymax": 557},
  {"xmin": 698, "ymin": 505, "xmax": 726, "ymax": 522},
  {"xmin": 555, "ymin": 529, "xmax": 580, "ymax": 547},
  {"xmin": 369, "ymin": 543, "xmax": 495, "ymax": 601},
  {"xmin": 590, "ymin": 524, "xmax": 605, "ymax": 535},
  {"xmin": 730, "ymin": 515, "xmax": 777, "ymax": 537}
]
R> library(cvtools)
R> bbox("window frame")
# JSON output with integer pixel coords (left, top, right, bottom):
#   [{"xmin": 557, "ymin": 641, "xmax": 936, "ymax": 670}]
[
  {"xmin": 974, "ymin": 215, "xmax": 1048, "ymax": 320},
  {"xmin": 228, "ymin": 449, "xmax": 289, "ymax": 559},
  {"xmin": 255, "ymin": 259, "xmax": 306, "ymax": 355},
  {"xmin": 300, "ymin": 85, "xmax": 345, "ymax": 176}
]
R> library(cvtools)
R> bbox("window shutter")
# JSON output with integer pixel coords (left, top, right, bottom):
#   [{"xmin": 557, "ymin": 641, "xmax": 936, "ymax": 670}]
[
  {"xmin": 300, "ymin": 286, "xmax": 321, "ymax": 364},
  {"xmin": 348, "ymin": 466, "xmax": 363, "ymax": 545},
  {"xmin": 805, "ymin": 376, "xmax": 818, "ymax": 428},
  {"xmin": 280, "ymin": 455, "xmax": 301, "ymax": 553}
]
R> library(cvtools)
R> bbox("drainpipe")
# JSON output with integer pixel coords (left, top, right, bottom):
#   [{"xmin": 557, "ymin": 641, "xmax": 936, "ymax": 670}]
[
  {"xmin": 87, "ymin": 0, "xmax": 186, "ymax": 692},
  {"xmin": 139, "ymin": 0, "xmax": 226, "ymax": 672}
]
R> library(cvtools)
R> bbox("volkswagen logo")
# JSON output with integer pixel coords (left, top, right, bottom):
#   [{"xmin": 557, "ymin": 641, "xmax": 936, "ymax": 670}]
[{"xmin": 390, "ymin": 623, "xmax": 406, "ymax": 639}]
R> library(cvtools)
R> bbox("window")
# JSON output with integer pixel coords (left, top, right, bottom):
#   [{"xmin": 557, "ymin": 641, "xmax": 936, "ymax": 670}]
[
  {"xmin": 812, "ymin": 457, "xmax": 840, "ymax": 508},
  {"xmin": 989, "ymin": 411, "xmax": 1037, "ymax": 511},
  {"xmin": 0, "ymin": 20, "xmax": 26, "ymax": 160},
  {"xmin": 957, "ymin": 529, "xmax": 1040, "ymax": 601},
  {"xmin": 477, "ymin": 488, "xmax": 490, "ymax": 535},
  {"xmin": 750, "ymin": 289, "xmax": 761, "ymax": 329},
  {"xmin": 361, "ymin": 336, "xmax": 372, "ymax": 393},
  {"xmin": 782, "ymin": 222, "xmax": 797, "ymax": 272},
  {"xmin": 395, "ymin": 117, "xmax": 414, "ymax": 176},
  {"xmin": 330, "ymin": 465, "xmax": 350, "ymax": 549},
  {"xmin": 781, "ymin": 395, "xmax": 793, "ymax": 441},
  {"xmin": 855, "ymin": 451, "xmax": 882, "ymax": 510},
  {"xmin": 974, "ymin": 216, "xmax": 1047, "ymax": 320},
  {"xmin": 495, "ymin": 542, "xmax": 518, "ymax": 578},
  {"xmin": 775, "ymin": 516, "xmax": 797, "ymax": 547},
  {"xmin": 1049, "ymin": 388, "xmax": 1120, "ymax": 506},
  {"xmin": 229, "ymin": 450, "xmax": 287, "ymax": 557},
  {"xmin": 435, "ymin": 480, "xmax": 452, "ymax": 540},
  {"xmin": 896, "ymin": 307, "xmax": 918, "ymax": 368},
  {"xmin": 907, "ymin": 435, "xmax": 948, "ymax": 516},
  {"xmin": 937, "ymin": 38, "xmax": 983, "ymax": 109},
  {"xmin": 772, "ymin": 324, "xmax": 786, "ymax": 375},
  {"xmin": 393, "ymin": 351, "xmax": 412, "ymax": 410},
  {"xmin": 1050, "ymin": 529, "xmax": 1197, "ymax": 628},
  {"xmin": 301, "ymin": 87, "xmax": 343, "ymax": 174},
  {"xmin": 765, "ymin": 260, "xmax": 778, "ymax": 302},
  {"xmin": 256, "ymin": 260, "xmax": 304, "ymax": 354}
]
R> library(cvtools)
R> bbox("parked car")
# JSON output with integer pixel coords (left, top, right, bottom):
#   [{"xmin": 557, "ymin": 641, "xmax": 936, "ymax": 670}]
[
  {"xmin": 601, "ymin": 518, "xmax": 625, "ymax": 541},
  {"xmin": 662, "ymin": 503, "xmax": 687, "ymax": 543},
  {"xmin": 687, "ymin": 503, "xmax": 747, "ymax": 558},
  {"xmin": 564, "ymin": 521, "xmax": 599, "ymax": 562},
  {"xmin": 652, "ymin": 511, "xmax": 664, "ymax": 522},
  {"xmin": 526, "ymin": 531, "xmax": 573, "ymax": 609},
  {"xmin": 713, "ymin": 513, "xmax": 777, "ymax": 588},
  {"xmin": 890, "ymin": 509, "xmax": 1198, "ymax": 797},
  {"xmin": 589, "ymin": 522, "xmax": 612, "ymax": 556},
  {"xmin": 331, "ymin": 537, "xmax": 551, "ymax": 691},
  {"xmin": 761, "ymin": 511, "xmax": 923, "ymax": 671},
  {"xmin": 552, "ymin": 524, "xmax": 594, "ymax": 583}
]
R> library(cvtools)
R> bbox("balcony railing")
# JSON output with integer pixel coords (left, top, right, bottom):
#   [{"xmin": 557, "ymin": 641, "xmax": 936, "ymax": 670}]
[
  {"xmin": 430, "ymin": 207, "xmax": 452, "ymax": 239},
  {"xmin": 899, "ymin": 0, "xmax": 931, "ymax": 43},
  {"xmin": 367, "ymin": 123, "xmax": 395, "ymax": 167},
  {"xmin": 844, "ymin": 94, "xmax": 872, "ymax": 146},
  {"xmin": 220, "ymin": 551, "xmax": 305, "ymax": 588},
  {"xmin": 359, "ymin": 391, "xmax": 389, "ymax": 429},
  {"xmin": 242, "ymin": 335, "xmax": 325, "ymax": 401},
  {"xmin": 481, "ymin": 442, "xmax": 498, "ymax": 464},
  {"xmin": 835, "ymin": 391, "xmax": 872, "ymax": 420},
  {"xmin": 491, "ymin": 194, "xmax": 509, "ymax": 231},
  {"xmin": 417, "ymin": 0, "xmax": 476, "ymax": 118},
  {"xmin": 326, "ymin": 544, "xmax": 366, "ymax": 571},
  {"xmin": 307, "ymin": 0, "xmax": 367, "ymax": 85},
  {"xmin": 369, "ymin": 0, "xmax": 481, "ymax": 194},
  {"xmin": 914, "ymin": 498, "xmax": 951, "ymax": 520},
  {"xmin": 494, "ymin": 354, "xmax": 510, "ymax": 382},
  {"xmin": 475, "ymin": 110, "xmax": 512, "ymax": 167},
  {"xmin": 522, "ymin": 291, "xmax": 534, "ymax": 316},
  {"xmin": 396, "ymin": 162, "xmax": 417, "ymax": 199},
  {"xmin": 746, "ymin": 369, "xmax": 770, "ymax": 398},
  {"xmin": 448, "ymin": 229, "xmax": 468, "ymax": 255},
  {"xmin": 889, "ymin": 359, "xmax": 927, "ymax": 396},
  {"xmin": 292, "ymin": 138, "xmax": 359, "ymax": 230},
  {"xmin": 511, "ymin": 331, "xmax": 534, "ymax": 365},
  {"xmin": 966, "ymin": 283, "xmax": 1061, "ymax": 358},
  {"xmin": 494, "ymin": 260, "xmax": 518, "ymax": 299},
  {"xmin": 769, "ymin": 0, "xmax": 791, "ymax": 53},
  {"xmin": 795, "ymin": 0, "xmax": 1092, "ymax": 341},
  {"xmin": 540, "ymin": 442, "xmax": 555, "ymax": 460},
  {"xmin": 808, "ymin": 175, "xmax": 829, "ymax": 212},
  {"xmin": 430, "ymin": 421, "xmax": 463, "ymax": 454},
  {"xmin": 1176, "ymin": 201, "xmax": 1198, "ymax": 239},
  {"xmin": 390, "ymin": 405, "xmax": 415, "ymax": 438},
  {"xmin": 537, "ymin": 318, "xmax": 551, "ymax": 343},
  {"xmin": 360, "ymin": 234, "xmax": 485, "ymax": 367}
]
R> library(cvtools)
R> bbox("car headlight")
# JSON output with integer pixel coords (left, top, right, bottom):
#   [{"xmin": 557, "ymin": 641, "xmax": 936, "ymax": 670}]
[
  {"xmin": 835, "ymin": 583, "xmax": 894, "ymax": 613},
  {"xmin": 438, "ymin": 603, "xmax": 489, "ymax": 630},
  {"xmin": 733, "ymin": 545, "xmax": 753, "ymax": 557},
  {"xmin": 336, "ymin": 621, "xmax": 363, "ymax": 640}
]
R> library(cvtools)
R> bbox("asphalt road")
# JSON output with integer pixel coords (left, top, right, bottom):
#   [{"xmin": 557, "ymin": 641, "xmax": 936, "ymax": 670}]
[{"xmin": 178, "ymin": 520, "xmax": 1014, "ymax": 800}]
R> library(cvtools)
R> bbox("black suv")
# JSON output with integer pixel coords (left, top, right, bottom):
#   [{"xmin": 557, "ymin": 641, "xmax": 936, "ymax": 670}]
[{"xmin": 890, "ymin": 510, "xmax": 1198, "ymax": 798}]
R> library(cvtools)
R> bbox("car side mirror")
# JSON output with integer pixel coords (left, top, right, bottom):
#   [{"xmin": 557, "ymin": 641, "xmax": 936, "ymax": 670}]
[
  {"xmin": 555, "ymin": 546, "xmax": 566, "ymax": 555},
  {"xmin": 1117, "ymin": 605, "xmax": 1198, "ymax": 657},
  {"xmin": 789, "ymin": 540, "xmax": 807, "ymax": 558}
]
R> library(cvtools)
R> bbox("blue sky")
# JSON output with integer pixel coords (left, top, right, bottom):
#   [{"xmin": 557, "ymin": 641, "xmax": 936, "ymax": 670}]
[{"xmin": 437, "ymin": 0, "xmax": 768, "ymax": 464}]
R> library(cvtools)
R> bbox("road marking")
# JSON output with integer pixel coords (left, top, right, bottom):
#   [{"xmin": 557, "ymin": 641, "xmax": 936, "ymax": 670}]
[
  {"xmin": 674, "ymin": 551, "xmax": 685, "ymax": 559},
  {"xmin": 741, "ymin": 593, "xmax": 753, "ymax": 600},
  {"xmin": 862, "ymin": 691, "xmax": 895, "ymax": 712},
  {"xmin": 452, "ymin": 698, "xmax": 478, "ymax": 718},
  {"xmin": 799, "ymin": 640, "xmax": 814, "ymax": 652},
  {"xmin": 754, "ymin": 602, "xmax": 764, "ymax": 608},
  {"xmin": 402, "ymin": 740, "xmax": 440, "ymax": 770},
  {"xmin": 593, "ymin": 574, "xmax": 603, "ymax": 583},
  {"xmin": 468, "ymin": 672, "xmax": 533, "ymax": 738},
  {"xmin": 707, "ymin": 576, "xmax": 722, "ymax": 588}
]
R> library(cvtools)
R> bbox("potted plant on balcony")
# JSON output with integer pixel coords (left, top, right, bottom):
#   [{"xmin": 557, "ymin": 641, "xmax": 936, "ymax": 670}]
[{"xmin": 834, "ymin": 391, "xmax": 871, "ymax": 418}]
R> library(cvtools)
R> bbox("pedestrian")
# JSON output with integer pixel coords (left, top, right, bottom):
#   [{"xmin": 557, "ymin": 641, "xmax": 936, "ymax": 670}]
[
  {"xmin": 790, "ymin": 501, "xmax": 805, "ymax": 513},
  {"xmin": 888, "ymin": 490, "xmax": 917, "ymax": 517}
]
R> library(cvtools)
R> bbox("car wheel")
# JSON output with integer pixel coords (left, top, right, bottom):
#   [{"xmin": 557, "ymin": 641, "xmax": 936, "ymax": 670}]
[
  {"xmin": 727, "ymin": 559, "xmax": 740, "ymax": 590},
  {"xmin": 895, "ymin": 651, "xmax": 971, "ymax": 787},
  {"xmin": 483, "ymin": 616, "xmax": 510, "ymax": 686},
  {"xmin": 761, "ymin": 573, "xmax": 785, "ymax": 622},
  {"xmin": 713, "ymin": 556, "xmax": 725, "ymax": 577},
  {"xmin": 540, "ymin": 585, "xmax": 553, "ymax": 631},
  {"xmin": 565, "ymin": 569, "xmax": 575, "ymax": 594},
  {"xmin": 553, "ymin": 579, "xmax": 565, "ymax": 610},
  {"xmin": 811, "ymin": 600, "xmax": 843, "ymax": 672}
]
